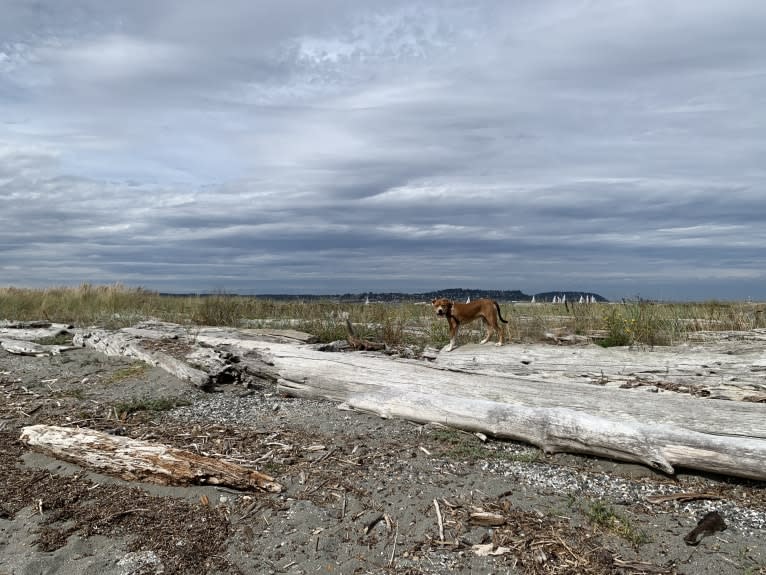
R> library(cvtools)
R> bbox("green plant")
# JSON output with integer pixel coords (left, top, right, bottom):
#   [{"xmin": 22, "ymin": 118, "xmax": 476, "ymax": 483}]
[
  {"xmin": 192, "ymin": 291, "xmax": 243, "ymax": 326},
  {"xmin": 112, "ymin": 397, "xmax": 190, "ymax": 416},
  {"xmin": 428, "ymin": 318, "xmax": 451, "ymax": 349},
  {"xmin": 584, "ymin": 500, "xmax": 649, "ymax": 548},
  {"xmin": 104, "ymin": 363, "xmax": 151, "ymax": 384},
  {"xmin": 599, "ymin": 307, "xmax": 633, "ymax": 347},
  {"xmin": 598, "ymin": 300, "xmax": 672, "ymax": 348},
  {"xmin": 429, "ymin": 427, "xmax": 541, "ymax": 463},
  {"xmin": 55, "ymin": 388, "xmax": 86, "ymax": 400},
  {"xmin": 303, "ymin": 319, "xmax": 349, "ymax": 343}
]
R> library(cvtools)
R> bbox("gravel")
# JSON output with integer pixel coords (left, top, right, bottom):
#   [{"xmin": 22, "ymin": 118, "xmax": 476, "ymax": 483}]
[{"xmin": 170, "ymin": 388, "xmax": 766, "ymax": 536}]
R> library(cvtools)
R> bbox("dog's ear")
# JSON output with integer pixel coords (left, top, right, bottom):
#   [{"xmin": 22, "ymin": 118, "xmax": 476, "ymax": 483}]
[{"xmin": 431, "ymin": 299, "xmax": 436, "ymax": 304}]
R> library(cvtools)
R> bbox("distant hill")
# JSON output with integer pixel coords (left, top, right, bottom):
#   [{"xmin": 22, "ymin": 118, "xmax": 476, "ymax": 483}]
[{"xmin": 252, "ymin": 288, "xmax": 607, "ymax": 303}]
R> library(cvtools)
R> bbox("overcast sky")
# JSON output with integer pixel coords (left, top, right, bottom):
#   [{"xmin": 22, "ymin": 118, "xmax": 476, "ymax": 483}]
[{"xmin": 2, "ymin": 1, "xmax": 765, "ymax": 300}]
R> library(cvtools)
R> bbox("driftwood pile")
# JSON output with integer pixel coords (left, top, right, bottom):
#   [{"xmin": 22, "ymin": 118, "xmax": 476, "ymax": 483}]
[{"xmin": 3, "ymin": 320, "xmax": 766, "ymax": 481}]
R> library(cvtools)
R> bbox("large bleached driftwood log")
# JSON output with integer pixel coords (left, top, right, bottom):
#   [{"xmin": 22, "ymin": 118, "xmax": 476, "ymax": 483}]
[
  {"xmin": 63, "ymin": 323, "xmax": 766, "ymax": 480},
  {"xmin": 20, "ymin": 424, "xmax": 282, "ymax": 492},
  {"xmin": 185, "ymin": 336, "xmax": 766, "ymax": 480}
]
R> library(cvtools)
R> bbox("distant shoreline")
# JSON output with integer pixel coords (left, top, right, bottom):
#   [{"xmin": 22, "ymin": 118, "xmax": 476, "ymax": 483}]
[{"xmin": 159, "ymin": 288, "xmax": 608, "ymax": 303}]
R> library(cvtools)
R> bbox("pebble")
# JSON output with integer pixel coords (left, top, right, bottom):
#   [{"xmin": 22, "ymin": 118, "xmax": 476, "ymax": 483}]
[{"xmin": 170, "ymin": 390, "xmax": 766, "ymax": 534}]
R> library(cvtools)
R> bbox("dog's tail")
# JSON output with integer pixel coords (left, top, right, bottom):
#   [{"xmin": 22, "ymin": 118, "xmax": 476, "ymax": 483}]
[{"xmin": 495, "ymin": 301, "xmax": 509, "ymax": 324}]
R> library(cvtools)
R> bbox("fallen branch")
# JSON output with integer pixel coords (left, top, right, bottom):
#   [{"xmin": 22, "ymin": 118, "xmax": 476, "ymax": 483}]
[
  {"xmin": 60, "ymin": 323, "xmax": 766, "ymax": 481},
  {"xmin": 645, "ymin": 492, "xmax": 723, "ymax": 504},
  {"xmin": 20, "ymin": 424, "xmax": 282, "ymax": 493},
  {"xmin": 345, "ymin": 320, "xmax": 386, "ymax": 351}
]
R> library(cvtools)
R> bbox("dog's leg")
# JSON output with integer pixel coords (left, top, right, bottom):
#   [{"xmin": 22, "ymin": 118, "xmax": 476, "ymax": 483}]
[
  {"xmin": 480, "ymin": 322, "xmax": 492, "ymax": 344},
  {"xmin": 444, "ymin": 319, "xmax": 459, "ymax": 351},
  {"xmin": 479, "ymin": 316, "xmax": 493, "ymax": 344}
]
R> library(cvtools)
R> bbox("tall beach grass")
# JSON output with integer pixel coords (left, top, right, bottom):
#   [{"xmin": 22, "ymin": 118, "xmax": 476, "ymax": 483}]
[{"xmin": 1, "ymin": 284, "xmax": 763, "ymax": 348}]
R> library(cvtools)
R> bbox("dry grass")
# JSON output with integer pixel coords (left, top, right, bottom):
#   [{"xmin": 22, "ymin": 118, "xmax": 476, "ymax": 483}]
[{"xmin": 1, "ymin": 284, "xmax": 764, "ymax": 348}]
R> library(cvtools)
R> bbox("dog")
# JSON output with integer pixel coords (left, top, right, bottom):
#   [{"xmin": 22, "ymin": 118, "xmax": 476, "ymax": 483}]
[{"xmin": 431, "ymin": 297, "xmax": 508, "ymax": 352}]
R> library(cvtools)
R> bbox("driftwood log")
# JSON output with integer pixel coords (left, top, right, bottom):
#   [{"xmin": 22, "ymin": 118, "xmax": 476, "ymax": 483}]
[
  {"xmin": 0, "ymin": 322, "xmax": 76, "ymax": 356},
  {"xmin": 73, "ymin": 323, "xmax": 314, "ymax": 389},
  {"xmin": 0, "ymin": 339, "xmax": 78, "ymax": 357},
  {"xmin": 180, "ymin": 332, "xmax": 766, "ymax": 481},
  {"xmin": 20, "ymin": 424, "xmax": 282, "ymax": 492},
  {"xmin": 50, "ymin": 323, "xmax": 766, "ymax": 480},
  {"xmin": 73, "ymin": 329, "xmax": 214, "ymax": 389}
]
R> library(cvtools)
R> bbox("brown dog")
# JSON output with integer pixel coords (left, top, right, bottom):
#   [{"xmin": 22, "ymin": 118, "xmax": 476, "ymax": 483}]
[{"xmin": 431, "ymin": 298, "xmax": 508, "ymax": 352}]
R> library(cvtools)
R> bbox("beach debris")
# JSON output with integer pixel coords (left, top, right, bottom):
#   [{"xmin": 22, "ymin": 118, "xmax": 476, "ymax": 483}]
[{"xmin": 684, "ymin": 511, "xmax": 727, "ymax": 546}]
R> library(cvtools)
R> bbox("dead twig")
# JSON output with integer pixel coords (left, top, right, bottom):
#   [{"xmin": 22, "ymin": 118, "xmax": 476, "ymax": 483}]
[
  {"xmin": 99, "ymin": 507, "xmax": 150, "ymax": 524},
  {"xmin": 613, "ymin": 558, "xmax": 675, "ymax": 573},
  {"xmin": 389, "ymin": 522, "xmax": 398, "ymax": 568},
  {"xmin": 239, "ymin": 500, "xmax": 260, "ymax": 520},
  {"xmin": 433, "ymin": 498, "xmax": 445, "ymax": 542},
  {"xmin": 313, "ymin": 446, "xmax": 337, "ymax": 465},
  {"xmin": 345, "ymin": 319, "xmax": 386, "ymax": 351},
  {"xmin": 363, "ymin": 513, "xmax": 385, "ymax": 535},
  {"xmin": 645, "ymin": 492, "xmax": 723, "ymax": 504}
]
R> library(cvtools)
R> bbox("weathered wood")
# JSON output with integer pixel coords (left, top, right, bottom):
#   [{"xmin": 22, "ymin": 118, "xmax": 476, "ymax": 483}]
[
  {"xmin": 120, "ymin": 322, "xmax": 317, "ymax": 345},
  {"xmin": 342, "ymin": 390, "xmax": 766, "ymax": 479},
  {"xmin": 20, "ymin": 424, "xmax": 282, "ymax": 492},
  {"xmin": 0, "ymin": 339, "xmax": 47, "ymax": 356},
  {"xmin": 0, "ymin": 322, "xmax": 75, "ymax": 356},
  {"xmin": 0, "ymin": 320, "xmax": 53, "ymax": 329},
  {"xmin": 0, "ymin": 338, "xmax": 78, "ymax": 356},
  {"xmin": 0, "ymin": 323, "xmax": 73, "ymax": 346},
  {"xmin": 65, "ymin": 323, "xmax": 766, "ymax": 480},
  {"xmin": 194, "ymin": 339, "xmax": 766, "ymax": 480},
  {"xmin": 432, "ymin": 340, "xmax": 766, "ymax": 402},
  {"xmin": 75, "ymin": 326, "xmax": 290, "ymax": 388},
  {"xmin": 74, "ymin": 330, "xmax": 213, "ymax": 389}
]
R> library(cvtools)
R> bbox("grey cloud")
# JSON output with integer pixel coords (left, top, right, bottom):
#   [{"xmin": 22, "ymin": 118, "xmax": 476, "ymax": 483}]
[{"xmin": 2, "ymin": 1, "xmax": 766, "ymax": 300}]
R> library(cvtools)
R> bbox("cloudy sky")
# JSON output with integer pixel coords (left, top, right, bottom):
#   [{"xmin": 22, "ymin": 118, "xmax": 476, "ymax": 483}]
[{"xmin": 1, "ymin": 1, "xmax": 765, "ymax": 300}]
